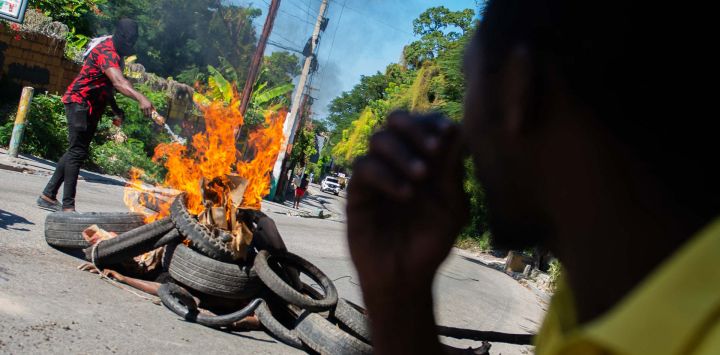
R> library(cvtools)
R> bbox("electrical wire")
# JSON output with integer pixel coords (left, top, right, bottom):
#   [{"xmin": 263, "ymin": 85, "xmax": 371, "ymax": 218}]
[
  {"xmin": 260, "ymin": 0, "xmax": 316, "ymax": 26},
  {"xmin": 326, "ymin": 0, "xmax": 414, "ymax": 36},
  {"xmin": 267, "ymin": 40, "xmax": 304, "ymax": 54},
  {"xmin": 284, "ymin": 0, "xmax": 314, "ymax": 18},
  {"xmin": 269, "ymin": 29, "xmax": 305, "ymax": 49}
]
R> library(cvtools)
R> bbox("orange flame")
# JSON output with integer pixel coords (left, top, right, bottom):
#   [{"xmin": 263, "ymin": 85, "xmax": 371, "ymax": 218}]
[
  {"xmin": 123, "ymin": 168, "xmax": 172, "ymax": 223},
  {"xmin": 237, "ymin": 111, "xmax": 286, "ymax": 209},
  {"xmin": 124, "ymin": 91, "xmax": 286, "ymax": 219}
]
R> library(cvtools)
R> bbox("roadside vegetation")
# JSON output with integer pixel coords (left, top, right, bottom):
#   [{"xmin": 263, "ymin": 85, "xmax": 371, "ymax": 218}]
[{"xmin": 319, "ymin": 6, "xmax": 492, "ymax": 249}]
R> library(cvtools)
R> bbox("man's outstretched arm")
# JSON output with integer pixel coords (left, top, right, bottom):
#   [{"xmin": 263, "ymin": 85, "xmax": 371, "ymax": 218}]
[
  {"xmin": 347, "ymin": 112, "xmax": 469, "ymax": 354},
  {"xmin": 105, "ymin": 67, "xmax": 154, "ymax": 117}
]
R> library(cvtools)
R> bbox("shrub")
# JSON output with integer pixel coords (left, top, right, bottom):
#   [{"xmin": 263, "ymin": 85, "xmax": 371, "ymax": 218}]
[
  {"xmin": 0, "ymin": 84, "xmax": 171, "ymax": 184},
  {"xmin": 455, "ymin": 230, "xmax": 492, "ymax": 253},
  {"xmin": 113, "ymin": 85, "xmax": 170, "ymax": 155},
  {"xmin": 89, "ymin": 85, "xmax": 171, "ymax": 184},
  {"xmin": 0, "ymin": 94, "xmax": 68, "ymax": 160},
  {"xmin": 90, "ymin": 139, "xmax": 165, "ymax": 184},
  {"xmin": 548, "ymin": 259, "xmax": 562, "ymax": 290},
  {"xmin": 28, "ymin": 0, "xmax": 108, "ymax": 61},
  {"xmin": 459, "ymin": 160, "xmax": 489, "ymax": 240}
]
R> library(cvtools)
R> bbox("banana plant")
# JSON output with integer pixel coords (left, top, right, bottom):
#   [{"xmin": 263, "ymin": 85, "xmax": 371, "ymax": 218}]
[{"xmin": 193, "ymin": 65, "xmax": 293, "ymax": 119}]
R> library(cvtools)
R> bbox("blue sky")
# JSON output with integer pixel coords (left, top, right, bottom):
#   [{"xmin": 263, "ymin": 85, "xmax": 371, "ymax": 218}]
[{"xmin": 234, "ymin": 0, "xmax": 478, "ymax": 118}]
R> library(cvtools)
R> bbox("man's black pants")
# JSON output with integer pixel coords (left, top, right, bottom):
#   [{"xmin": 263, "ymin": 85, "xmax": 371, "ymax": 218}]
[{"xmin": 42, "ymin": 103, "xmax": 99, "ymax": 209}]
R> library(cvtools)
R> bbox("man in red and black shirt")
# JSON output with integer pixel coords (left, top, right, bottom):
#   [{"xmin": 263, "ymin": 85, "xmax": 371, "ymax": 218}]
[{"xmin": 37, "ymin": 19, "xmax": 160, "ymax": 212}]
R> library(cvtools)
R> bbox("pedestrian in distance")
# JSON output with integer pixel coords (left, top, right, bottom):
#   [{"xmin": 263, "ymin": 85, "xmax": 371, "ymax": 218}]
[
  {"xmin": 347, "ymin": 1, "xmax": 717, "ymax": 354},
  {"xmin": 37, "ymin": 19, "xmax": 164, "ymax": 212},
  {"xmin": 293, "ymin": 174, "xmax": 310, "ymax": 209}
]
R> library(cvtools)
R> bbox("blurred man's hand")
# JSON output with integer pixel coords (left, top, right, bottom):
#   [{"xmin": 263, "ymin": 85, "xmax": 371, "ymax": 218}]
[
  {"xmin": 138, "ymin": 97, "xmax": 153, "ymax": 118},
  {"xmin": 347, "ymin": 111, "xmax": 469, "ymax": 294}
]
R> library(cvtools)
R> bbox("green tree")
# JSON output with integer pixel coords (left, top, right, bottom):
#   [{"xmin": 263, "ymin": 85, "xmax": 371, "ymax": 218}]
[
  {"xmin": 324, "ymin": 5, "xmax": 489, "ymax": 248},
  {"xmin": 259, "ymin": 51, "xmax": 301, "ymax": 89},
  {"xmin": 331, "ymin": 108, "xmax": 379, "ymax": 167},
  {"xmin": 326, "ymin": 73, "xmax": 389, "ymax": 139},
  {"xmin": 98, "ymin": 1, "xmax": 260, "ymax": 81},
  {"xmin": 403, "ymin": 6, "xmax": 475, "ymax": 69},
  {"xmin": 29, "ymin": 0, "xmax": 106, "ymax": 35},
  {"xmin": 29, "ymin": 0, "xmax": 108, "ymax": 59},
  {"xmin": 290, "ymin": 126, "xmax": 317, "ymax": 168}
]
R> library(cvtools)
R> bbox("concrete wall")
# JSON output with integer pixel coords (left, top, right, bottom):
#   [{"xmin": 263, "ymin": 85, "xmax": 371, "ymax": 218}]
[{"xmin": 0, "ymin": 25, "xmax": 81, "ymax": 98}]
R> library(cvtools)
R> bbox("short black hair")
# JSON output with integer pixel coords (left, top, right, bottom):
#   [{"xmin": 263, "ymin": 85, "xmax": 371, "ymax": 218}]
[{"xmin": 476, "ymin": 1, "xmax": 718, "ymax": 220}]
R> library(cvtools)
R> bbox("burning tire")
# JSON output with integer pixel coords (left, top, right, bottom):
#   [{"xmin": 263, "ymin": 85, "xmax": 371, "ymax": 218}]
[
  {"xmin": 254, "ymin": 250, "xmax": 338, "ymax": 312},
  {"xmin": 167, "ymin": 244, "xmax": 262, "ymax": 299},
  {"xmin": 83, "ymin": 218, "xmax": 179, "ymax": 267},
  {"xmin": 170, "ymin": 195, "xmax": 238, "ymax": 262},
  {"xmin": 333, "ymin": 299, "xmax": 372, "ymax": 343},
  {"xmin": 45, "ymin": 212, "xmax": 145, "ymax": 249},
  {"xmin": 296, "ymin": 311, "xmax": 372, "ymax": 355}
]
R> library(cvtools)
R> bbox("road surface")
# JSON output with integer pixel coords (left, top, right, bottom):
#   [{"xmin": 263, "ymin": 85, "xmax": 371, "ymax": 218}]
[{"xmin": 0, "ymin": 161, "xmax": 546, "ymax": 354}]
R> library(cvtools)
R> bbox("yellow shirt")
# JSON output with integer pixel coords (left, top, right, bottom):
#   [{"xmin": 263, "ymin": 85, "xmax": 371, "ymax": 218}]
[{"xmin": 535, "ymin": 218, "xmax": 720, "ymax": 355}]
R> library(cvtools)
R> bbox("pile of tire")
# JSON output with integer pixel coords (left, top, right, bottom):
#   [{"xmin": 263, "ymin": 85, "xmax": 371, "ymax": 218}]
[
  {"xmin": 44, "ymin": 194, "xmax": 374, "ymax": 354},
  {"xmin": 252, "ymin": 250, "xmax": 373, "ymax": 354}
]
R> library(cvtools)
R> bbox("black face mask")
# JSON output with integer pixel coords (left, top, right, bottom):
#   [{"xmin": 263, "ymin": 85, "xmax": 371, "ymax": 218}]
[{"xmin": 114, "ymin": 19, "xmax": 139, "ymax": 57}]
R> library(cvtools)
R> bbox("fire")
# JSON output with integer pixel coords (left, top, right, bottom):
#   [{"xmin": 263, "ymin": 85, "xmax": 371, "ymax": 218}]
[
  {"xmin": 123, "ymin": 168, "xmax": 172, "ymax": 223},
  {"xmin": 123, "ymin": 90, "xmax": 286, "ymax": 222},
  {"xmin": 236, "ymin": 111, "xmax": 286, "ymax": 208}
]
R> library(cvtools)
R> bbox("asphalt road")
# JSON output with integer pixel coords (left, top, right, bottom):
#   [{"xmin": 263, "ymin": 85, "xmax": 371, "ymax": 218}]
[{"xmin": 0, "ymin": 167, "xmax": 546, "ymax": 354}]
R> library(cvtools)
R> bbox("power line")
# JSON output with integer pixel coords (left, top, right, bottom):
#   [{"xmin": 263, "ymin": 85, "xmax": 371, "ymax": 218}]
[
  {"xmin": 267, "ymin": 40, "xmax": 303, "ymax": 54},
  {"xmin": 284, "ymin": 0, "xmax": 313, "ymax": 17},
  {"xmin": 259, "ymin": 0, "xmax": 315, "ymax": 26},
  {"xmin": 305, "ymin": 0, "xmax": 313, "ymax": 35},
  {"xmin": 270, "ymin": 29, "xmax": 303, "ymax": 48},
  {"xmin": 326, "ymin": 0, "xmax": 414, "ymax": 36}
]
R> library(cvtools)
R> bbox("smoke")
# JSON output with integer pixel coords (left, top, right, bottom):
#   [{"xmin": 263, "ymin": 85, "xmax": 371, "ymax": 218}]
[{"xmin": 314, "ymin": 61, "xmax": 343, "ymax": 117}]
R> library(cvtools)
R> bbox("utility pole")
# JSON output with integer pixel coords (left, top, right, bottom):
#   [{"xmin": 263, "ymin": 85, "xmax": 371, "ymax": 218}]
[
  {"xmin": 269, "ymin": 0, "xmax": 328, "ymax": 200},
  {"xmin": 238, "ymin": 0, "xmax": 281, "ymax": 118}
]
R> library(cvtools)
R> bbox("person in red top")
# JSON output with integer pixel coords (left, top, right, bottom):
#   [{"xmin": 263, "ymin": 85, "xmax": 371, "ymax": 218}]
[{"xmin": 37, "ymin": 19, "xmax": 161, "ymax": 212}]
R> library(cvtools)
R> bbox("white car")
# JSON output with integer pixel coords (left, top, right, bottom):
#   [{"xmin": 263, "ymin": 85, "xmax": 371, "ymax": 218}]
[{"xmin": 321, "ymin": 177, "xmax": 341, "ymax": 195}]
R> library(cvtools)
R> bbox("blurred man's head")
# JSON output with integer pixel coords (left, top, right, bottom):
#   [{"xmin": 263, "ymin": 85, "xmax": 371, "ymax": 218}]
[
  {"xmin": 114, "ymin": 18, "xmax": 139, "ymax": 57},
  {"xmin": 463, "ymin": 1, "xmax": 715, "ymax": 250}
]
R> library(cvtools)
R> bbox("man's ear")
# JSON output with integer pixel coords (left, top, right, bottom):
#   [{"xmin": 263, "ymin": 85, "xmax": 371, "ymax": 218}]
[{"xmin": 500, "ymin": 45, "xmax": 534, "ymax": 135}]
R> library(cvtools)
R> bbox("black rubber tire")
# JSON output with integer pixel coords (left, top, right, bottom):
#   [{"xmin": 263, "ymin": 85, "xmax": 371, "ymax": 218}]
[
  {"xmin": 296, "ymin": 311, "xmax": 372, "ymax": 355},
  {"xmin": 170, "ymin": 195, "xmax": 236, "ymax": 261},
  {"xmin": 155, "ymin": 229, "xmax": 183, "ymax": 249},
  {"xmin": 333, "ymin": 299, "xmax": 372, "ymax": 343},
  {"xmin": 255, "ymin": 300, "xmax": 304, "ymax": 349},
  {"xmin": 83, "ymin": 218, "xmax": 176, "ymax": 266},
  {"xmin": 254, "ymin": 250, "xmax": 338, "ymax": 312},
  {"xmin": 251, "ymin": 212, "xmax": 288, "ymax": 252},
  {"xmin": 167, "ymin": 244, "xmax": 262, "ymax": 299},
  {"xmin": 45, "ymin": 212, "xmax": 145, "ymax": 249},
  {"xmin": 158, "ymin": 283, "xmax": 262, "ymax": 328}
]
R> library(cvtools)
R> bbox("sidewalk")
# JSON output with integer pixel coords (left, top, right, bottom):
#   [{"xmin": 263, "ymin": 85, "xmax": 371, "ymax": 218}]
[
  {"xmin": 0, "ymin": 147, "xmax": 127, "ymax": 186},
  {"xmin": 453, "ymin": 247, "xmax": 553, "ymax": 304},
  {"xmin": 261, "ymin": 185, "xmax": 343, "ymax": 223}
]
